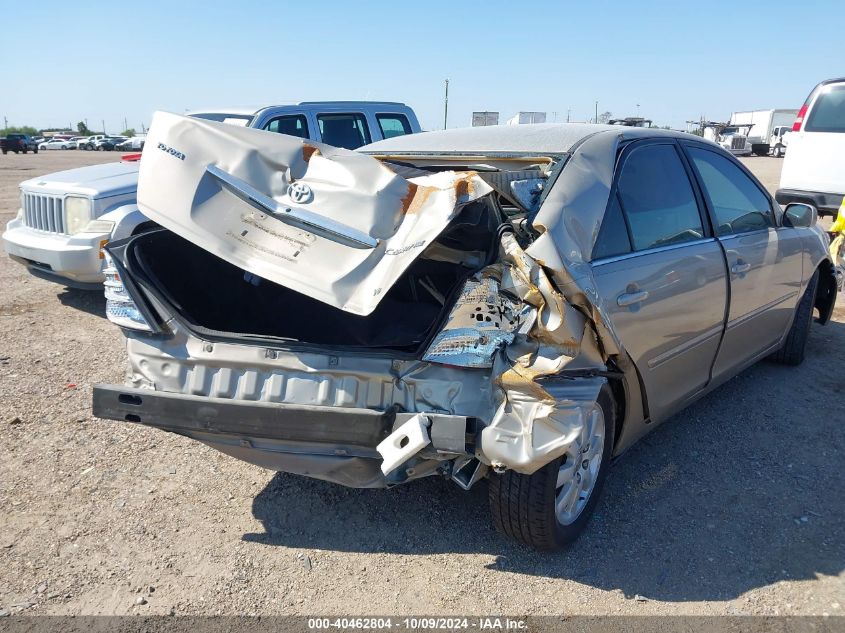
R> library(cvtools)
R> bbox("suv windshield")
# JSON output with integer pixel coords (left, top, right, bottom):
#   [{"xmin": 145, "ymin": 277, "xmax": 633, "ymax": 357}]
[{"xmin": 805, "ymin": 84, "xmax": 845, "ymax": 133}]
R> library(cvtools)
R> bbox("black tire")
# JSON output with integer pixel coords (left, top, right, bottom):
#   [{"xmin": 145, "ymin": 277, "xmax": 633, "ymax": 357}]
[
  {"xmin": 22, "ymin": 148, "xmax": 27, "ymax": 154},
  {"xmin": 772, "ymin": 270, "xmax": 818, "ymax": 366},
  {"xmin": 33, "ymin": 148, "xmax": 38, "ymax": 154},
  {"xmin": 488, "ymin": 384, "xmax": 616, "ymax": 550}
]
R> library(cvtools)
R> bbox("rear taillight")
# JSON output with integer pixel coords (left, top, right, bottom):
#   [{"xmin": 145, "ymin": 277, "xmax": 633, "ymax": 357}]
[
  {"xmin": 792, "ymin": 104, "xmax": 808, "ymax": 131},
  {"xmin": 103, "ymin": 253, "xmax": 152, "ymax": 331}
]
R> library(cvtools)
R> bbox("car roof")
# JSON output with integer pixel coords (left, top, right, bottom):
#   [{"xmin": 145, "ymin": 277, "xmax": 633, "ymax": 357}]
[
  {"xmin": 361, "ymin": 123, "xmax": 691, "ymax": 155},
  {"xmin": 187, "ymin": 101, "xmax": 411, "ymax": 118}
]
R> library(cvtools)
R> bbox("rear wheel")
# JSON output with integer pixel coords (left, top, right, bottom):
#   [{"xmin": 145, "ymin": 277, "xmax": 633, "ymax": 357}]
[
  {"xmin": 772, "ymin": 270, "xmax": 818, "ymax": 366},
  {"xmin": 488, "ymin": 384, "xmax": 615, "ymax": 550}
]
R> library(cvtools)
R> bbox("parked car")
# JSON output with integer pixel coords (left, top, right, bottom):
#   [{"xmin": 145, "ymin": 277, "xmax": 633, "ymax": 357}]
[
  {"xmin": 116, "ymin": 135, "xmax": 146, "ymax": 151},
  {"xmin": 92, "ymin": 115, "xmax": 837, "ymax": 550},
  {"xmin": 2, "ymin": 101, "xmax": 421, "ymax": 288},
  {"xmin": 66, "ymin": 136, "xmax": 87, "ymax": 150},
  {"xmin": 80, "ymin": 135, "xmax": 106, "ymax": 150},
  {"xmin": 39, "ymin": 138, "xmax": 72, "ymax": 150},
  {"xmin": 92, "ymin": 137, "xmax": 127, "ymax": 151},
  {"xmin": 1, "ymin": 134, "xmax": 39, "ymax": 154},
  {"xmin": 777, "ymin": 77, "xmax": 845, "ymax": 216}
]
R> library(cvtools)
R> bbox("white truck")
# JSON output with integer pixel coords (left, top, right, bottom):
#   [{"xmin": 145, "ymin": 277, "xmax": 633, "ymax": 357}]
[
  {"xmin": 729, "ymin": 109, "xmax": 799, "ymax": 156},
  {"xmin": 2, "ymin": 102, "xmax": 421, "ymax": 288},
  {"xmin": 702, "ymin": 122, "xmax": 753, "ymax": 156}
]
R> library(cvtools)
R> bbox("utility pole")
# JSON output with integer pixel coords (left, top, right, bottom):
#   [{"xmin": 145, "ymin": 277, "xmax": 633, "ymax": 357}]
[
  {"xmin": 637, "ymin": 103, "xmax": 641, "ymax": 117},
  {"xmin": 102, "ymin": 119, "xmax": 106, "ymax": 134},
  {"xmin": 124, "ymin": 117, "xmax": 128, "ymax": 133},
  {"xmin": 595, "ymin": 101, "xmax": 598, "ymax": 124},
  {"xmin": 443, "ymin": 79, "xmax": 449, "ymax": 130},
  {"xmin": 3, "ymin": 116, "xmax": 7, "ymax": 132},
  {"xmin": 567, "ymin": 109, "xmax": 571, "ymax": 123}
]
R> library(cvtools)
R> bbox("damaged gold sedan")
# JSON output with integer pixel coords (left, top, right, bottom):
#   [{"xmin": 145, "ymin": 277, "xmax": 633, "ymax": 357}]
[{"xmin": 93, "ymin": 113, "xmax": 838, "ymax": 549}]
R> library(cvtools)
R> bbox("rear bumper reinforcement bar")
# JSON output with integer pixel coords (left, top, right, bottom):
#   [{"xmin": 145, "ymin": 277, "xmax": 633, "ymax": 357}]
[{"xmin": 92, "ymin": 384, "xmax": 470, "ymax": 450}]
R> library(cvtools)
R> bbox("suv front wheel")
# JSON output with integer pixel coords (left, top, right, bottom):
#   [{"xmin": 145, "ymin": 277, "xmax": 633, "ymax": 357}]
[{"xmin": 488, "ymin": 384, "xmax": 615, "ymax": 550}]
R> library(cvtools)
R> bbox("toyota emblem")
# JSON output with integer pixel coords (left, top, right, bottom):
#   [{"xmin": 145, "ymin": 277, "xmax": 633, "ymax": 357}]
[{"xmin": 287, "ymin": 182, "xmax": 313, "ymax": 204}]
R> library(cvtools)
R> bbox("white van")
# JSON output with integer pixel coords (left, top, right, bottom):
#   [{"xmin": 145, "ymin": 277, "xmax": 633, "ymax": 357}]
[{"xmin": 777, "ymin": 77, "xmax": 845, "ymax": 216}]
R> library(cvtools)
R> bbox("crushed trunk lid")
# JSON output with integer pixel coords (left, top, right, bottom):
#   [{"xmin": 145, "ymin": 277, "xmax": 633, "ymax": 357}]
[{"xmin": 136, "ymin": 112, "xmax": 491, "ymax": 316}]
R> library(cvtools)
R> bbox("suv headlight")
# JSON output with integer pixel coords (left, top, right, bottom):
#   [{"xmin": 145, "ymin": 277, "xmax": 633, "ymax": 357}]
[{"xmin": 64, "ymin": 196, "xmax": 92, "ymax": 234}]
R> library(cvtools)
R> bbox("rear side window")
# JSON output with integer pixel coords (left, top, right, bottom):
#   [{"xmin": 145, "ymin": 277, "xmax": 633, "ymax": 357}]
[
  {"xmin": 317, "ymin": 113, "xmax": 372, "ymax": 149},
  {"xmin": 593, "ymin": 193, "xmax": 632, "ymax": 259},
  {"xmin": 687, "ymin": 147, "xmax": 773, "ymax": 235},
  {"xmin": 805, "ymin": 84, "xmax": 845, "ymax": 133},
  {"xmin": 264, "ymin": 115, "xmax": 310, "ymax": 139},
  {"xmin": 376, "ymin": 113, "xmax": 412, "ymax": 139},
  {"xmin": 615, "ymin": 144, "xmax": 704, "ymax": 251}
]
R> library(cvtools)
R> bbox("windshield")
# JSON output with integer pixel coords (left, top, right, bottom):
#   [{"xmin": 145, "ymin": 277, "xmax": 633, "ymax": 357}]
[{"xmin": 189, "ymin": 113, "xmax": 253, "ymax": 127}]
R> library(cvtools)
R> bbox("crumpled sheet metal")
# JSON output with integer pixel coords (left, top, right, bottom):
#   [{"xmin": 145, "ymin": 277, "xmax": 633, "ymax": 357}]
[
  {"xmin": 422, "ymin": 272, "xmax": 533, "ymax": 368},
  {"xmin": 459, "ymin": 233, "xmax": 606, "ymax": 474},
  {"xmin": 137, "ymin": 111, "xmax": 492, "ymax": 316}
]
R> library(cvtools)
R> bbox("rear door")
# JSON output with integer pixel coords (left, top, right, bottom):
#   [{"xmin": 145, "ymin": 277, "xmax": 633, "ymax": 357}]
[
  {"xmin": 315, "ymin": 112, "xmax": 373, "ymax": 150},
  {"xmin": 590, "ymin": 139, "xmax": 728, "ymax": 422},
  {"xmin": 780, "ymin": 82, "xmax": 845, "ymax": 196},
  {"xmin": 682, "ymin": 142, "xmax": 804, "ymax": 380}
]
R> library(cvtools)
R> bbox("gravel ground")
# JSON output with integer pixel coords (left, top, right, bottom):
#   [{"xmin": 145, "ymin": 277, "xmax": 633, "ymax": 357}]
[{"xmin": 0, "ymin": 151, "xmax": 842, "ymax": 617}]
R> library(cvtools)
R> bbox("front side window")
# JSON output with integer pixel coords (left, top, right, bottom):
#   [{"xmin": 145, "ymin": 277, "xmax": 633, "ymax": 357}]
[
  {"xmin": 687, "ymin": 147, "xmax": 773, "ymax": 235},
  {"xmin": 615, "ymin": 143, "xmax": 704, "ymax": 251},
  {"xmin": 805, "ymin": 84, "xmax": 845, "ymax": 133},
  {"xmin": 376, "ymin": 113, "xmax": 412, "ymax": 139},
  {"xmin": 264, "ymin": 115, "xmax": 309, "ymax": 139},
  {"xmin": 317, "ymin": 113, "xmax": 371, "ymax": 149}
]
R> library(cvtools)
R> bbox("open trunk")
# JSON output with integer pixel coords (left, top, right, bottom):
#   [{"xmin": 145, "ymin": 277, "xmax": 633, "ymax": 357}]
[{"xmin": 127, "ymin": 197, "xmax": 503, "ymax": 354}]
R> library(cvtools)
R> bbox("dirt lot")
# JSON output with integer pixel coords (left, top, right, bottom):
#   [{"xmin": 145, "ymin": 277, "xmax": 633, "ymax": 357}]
[{"xmin": 0, "ymin": 150, "xmax": 842, "ymax": 617}]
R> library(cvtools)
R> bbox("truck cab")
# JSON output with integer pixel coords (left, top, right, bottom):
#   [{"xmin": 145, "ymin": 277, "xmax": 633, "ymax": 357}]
[
  {"xmin": 2, "ymin": 101, "xmax": 421, "ymax": 288},
  {"xmin": 770, "ymin": 125, "xmax": 791, "ymax": 157}
]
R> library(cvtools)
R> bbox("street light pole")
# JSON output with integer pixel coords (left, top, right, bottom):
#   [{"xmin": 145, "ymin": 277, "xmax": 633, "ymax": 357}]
[
  {"xmin": 595, "ymin": 101, "xmax": 598, "ymax": 124},
  {"xmin": 443, "ymin": 79, "xmax": 449, "ymax": 130}
]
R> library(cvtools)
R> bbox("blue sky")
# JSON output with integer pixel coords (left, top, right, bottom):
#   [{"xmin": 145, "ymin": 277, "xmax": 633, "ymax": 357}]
[{"xmin": 2, "ymin": 0, "xmax": 842, "ymax": 133}]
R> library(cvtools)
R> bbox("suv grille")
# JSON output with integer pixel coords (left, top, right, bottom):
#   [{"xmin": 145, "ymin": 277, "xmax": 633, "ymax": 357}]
[
  {"xmin": 731, "ymin": 136, "xmax": 746, "ymax": 150},
  {"xmin": 22, "ymin": 193, "xmax": 66, "ymax": 233}
]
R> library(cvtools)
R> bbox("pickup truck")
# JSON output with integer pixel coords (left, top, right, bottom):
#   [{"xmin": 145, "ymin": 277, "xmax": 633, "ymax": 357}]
[
  {"xmin": 1, "ymin": 134, "xmax": 39, "ymax": 154},
  {"xmin": 2, "ymin": 101, "xmax": 421, "ymax": 288}
]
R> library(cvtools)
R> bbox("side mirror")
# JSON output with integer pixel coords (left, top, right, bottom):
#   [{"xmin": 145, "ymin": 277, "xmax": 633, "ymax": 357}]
[{"xmin": 783, "ymin": 203, "xmax": 817, "ymax": 228}]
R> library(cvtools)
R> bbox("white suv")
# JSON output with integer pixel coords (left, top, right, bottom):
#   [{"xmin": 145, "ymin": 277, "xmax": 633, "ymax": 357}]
[{"xmin": 777, "ymin": 77, "xmax": 845, "ymax": 216}]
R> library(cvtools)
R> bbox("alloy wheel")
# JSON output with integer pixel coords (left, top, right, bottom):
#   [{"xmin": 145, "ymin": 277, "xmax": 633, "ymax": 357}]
[{"xmin": 554, "ymin": 405, "xmax": 606, "ymax": 525}]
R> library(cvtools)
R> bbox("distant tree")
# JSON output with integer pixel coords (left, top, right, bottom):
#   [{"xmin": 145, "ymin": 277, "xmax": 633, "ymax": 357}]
[
  {"xmin": 77, "ymin": 121, "xmax": 93, "ymax": 136},
  {"xmin": 1, "ymin": 125, "xmax": 38, "ymax": 136},
  {"xmin": 121, "ymin": 128, "xmax": 136, "ymax": 138},
  {"xmin": 598, "ymin": 111, "xmax": 613, "ymax": 124}
]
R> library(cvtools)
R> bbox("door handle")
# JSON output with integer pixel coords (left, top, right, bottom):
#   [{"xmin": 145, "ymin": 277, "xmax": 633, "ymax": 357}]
[
  {"xmin": 617, "ymin": 290, "xmax": 649, "ymax": 307},
  {"xmin": 731, "ymin": 261, "xmax": 751, "ymax": 274}
]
